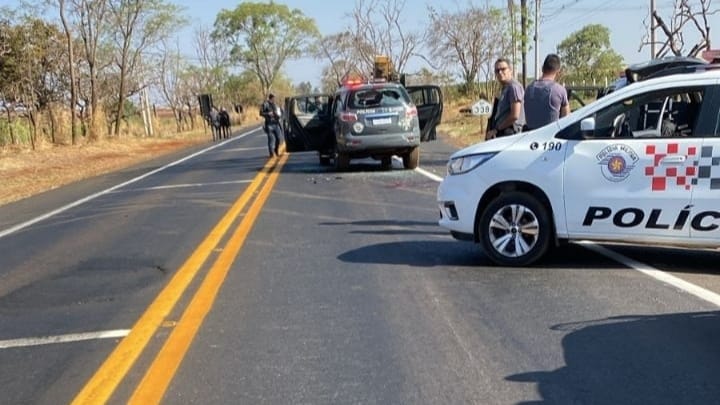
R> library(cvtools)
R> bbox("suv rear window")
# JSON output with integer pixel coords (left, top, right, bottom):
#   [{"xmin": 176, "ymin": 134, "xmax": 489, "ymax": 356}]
[{"xmin": 348, "ymin": 87, "xmax": 409, "ymax": 109}]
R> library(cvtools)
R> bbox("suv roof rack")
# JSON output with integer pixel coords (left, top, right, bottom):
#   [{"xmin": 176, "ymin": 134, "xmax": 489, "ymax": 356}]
[
  {"xmin": 625, "ymin": 56, "xmax": 708, "ymax": 83},
  {"xmin": 644, "ymin": 63, "xmax": 720, "ymax": 80}
]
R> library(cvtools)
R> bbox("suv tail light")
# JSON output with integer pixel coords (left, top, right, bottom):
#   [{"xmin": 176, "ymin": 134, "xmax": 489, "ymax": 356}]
[
  {"xmin": 406, "ymin": 106, "xmax": 418, "ymax": 118},
  {"xmin": 340, "ymin": 112, "xmax": 358, "ymax": 122}
]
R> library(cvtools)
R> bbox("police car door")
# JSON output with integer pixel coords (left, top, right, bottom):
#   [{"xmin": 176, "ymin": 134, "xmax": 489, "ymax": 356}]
[
  {"xmin": 562, "ymin": 84, "xmax": 707, "ymax": 241},
  {"xmin": 689, "ymin": 83, "xmax": 720, "ymax": 242},
  {"xmin": 283, "ymin": 94, "xmax": 333, "ymax": 153},
  {"xmin": 406, "ymin": 85, "xmax": 443, "ymax": 141}
]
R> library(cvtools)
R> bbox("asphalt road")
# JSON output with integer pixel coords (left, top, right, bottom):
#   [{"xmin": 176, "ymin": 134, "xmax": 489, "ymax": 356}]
[{"xmin": 1, "ymin": 127, "xmax": 719, "ymax": 405}]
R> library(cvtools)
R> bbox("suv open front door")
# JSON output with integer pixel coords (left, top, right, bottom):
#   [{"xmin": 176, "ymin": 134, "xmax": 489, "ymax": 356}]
[
  {"xmin": 283, "ymin": 94, "xmax": 335, "ymax": 164},
  {"xmin": 406, "ymin": 85, "xmax": 443, "ymax": 141}
]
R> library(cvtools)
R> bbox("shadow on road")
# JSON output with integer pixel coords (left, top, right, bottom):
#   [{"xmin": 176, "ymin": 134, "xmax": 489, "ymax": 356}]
[
  {"xmin": 337, "ymin": 239, "xmax": 623, "ymax": 269},
  {"xmin": 507, "ymin": 311, "xmax": 720, "ymax": 405}
]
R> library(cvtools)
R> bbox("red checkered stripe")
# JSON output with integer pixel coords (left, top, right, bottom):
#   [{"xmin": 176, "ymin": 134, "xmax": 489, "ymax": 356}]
[{"xmin": 644, "ymin": 143, "xmax": 697, "ymax": 191}]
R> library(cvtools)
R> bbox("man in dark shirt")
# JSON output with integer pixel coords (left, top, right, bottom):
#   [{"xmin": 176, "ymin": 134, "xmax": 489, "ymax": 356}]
[
  {"xmin": 486, "ymin": 58, "xmax": 525, "ymax": 140},
  {"xmin": 260, "ymin": 93, "xmax": 283, "ymax": 157},
  {"xmin": 523, "ymin": 54, "xmax": 570, "ymax": 131}
]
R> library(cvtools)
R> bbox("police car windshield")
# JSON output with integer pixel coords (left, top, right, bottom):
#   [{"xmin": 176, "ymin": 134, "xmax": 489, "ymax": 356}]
[{"xmin": 349, "ymin": 88, "xmax": 407, "ymax": 109}]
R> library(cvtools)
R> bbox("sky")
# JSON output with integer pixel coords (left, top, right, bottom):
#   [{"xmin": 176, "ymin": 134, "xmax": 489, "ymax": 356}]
[
  {"xmin": 3, "ymin": 0, "xmax": 718, "ymax": 87},
  {"xmin": 166, "ymin": 0, "xmax": 719, "ymax": 88}
]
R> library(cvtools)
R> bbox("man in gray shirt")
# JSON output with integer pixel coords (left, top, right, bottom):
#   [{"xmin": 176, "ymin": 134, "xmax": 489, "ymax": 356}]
[
  {"xmin": 523, "ymin": 54, "xmax": 570, "ymax": 131},
  {"xmin": 486, "ymin": 58, "xmax": 525, "ymax": 140}
]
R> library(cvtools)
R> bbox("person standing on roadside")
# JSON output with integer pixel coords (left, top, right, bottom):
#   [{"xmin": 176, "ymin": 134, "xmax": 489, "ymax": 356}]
[
  {"xmin": 260, "ymin": 93, "xmax": 283, "ymax": 157},
  {"xmin": 486, "ymin": 58, "xmax": 525, "ymax": 140},
  {"xmin": 523, "ymin": 54, "xmax": 570, "ymax": 131}
]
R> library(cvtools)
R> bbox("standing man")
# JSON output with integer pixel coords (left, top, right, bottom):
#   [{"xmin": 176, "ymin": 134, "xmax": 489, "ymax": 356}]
[
  {"xmin": 486, "ymin": 58, "xmax": 525, "ymax": 140},
  {"xmin": 260, "ymin": 93, "xmax": 283, "ymax": 157},
  {"xmin": 523, "ymin": 54, "xmax": 570, "ymax": 131}
]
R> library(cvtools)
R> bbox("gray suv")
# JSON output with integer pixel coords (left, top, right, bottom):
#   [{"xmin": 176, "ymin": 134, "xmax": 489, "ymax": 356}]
[
  {"xmin": 284, "ymin": 81, "xmax": 443, "ymax": 171},
  {"xmin": 332, "ymin": 81, "xmax": 419, "ymax": 170}
]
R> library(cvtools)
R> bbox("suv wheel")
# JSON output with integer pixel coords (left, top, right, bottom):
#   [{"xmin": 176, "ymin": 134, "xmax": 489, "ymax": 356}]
[
  {"xmin": 402, "ymin": 147, "xmax": 419, "ymax": 169},
  {"xmin": 334, "ymin": 145, "xmax": 350, "ymax": 171},
  {"xmin": 477, "ymin": 192, "xmax": 552, "ymax": 266}
]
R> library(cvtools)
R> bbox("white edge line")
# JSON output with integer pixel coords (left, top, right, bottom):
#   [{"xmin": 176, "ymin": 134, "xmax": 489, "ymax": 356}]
[
  {"xmin": 414, "ymin": 163, "xmax": 720, "ymax": 308},
  {"xmin": 0, "ymin": 329, "xmax": 130, "ymax": 349},
  {"xmin": 415, "ymin": 166, "xmax": 444, "ymax": 182},
  {"xmin": 580, "ymin": 241, "xmax": 720, "ymax": 307},
  {"xmin": 0, "ymin": 128, "xmax": 260, "ymax": 240},
  {"xmin": 109, "ymin": 179, "xmax": 253, "ymax": 193}
]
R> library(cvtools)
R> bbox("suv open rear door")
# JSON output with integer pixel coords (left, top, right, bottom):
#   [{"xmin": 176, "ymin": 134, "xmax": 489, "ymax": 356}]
[
  {"xmin": 406, "ymin": 85, "xmax": 443, "ymax": 141},
  {"xmin": 283, "ymin": 94, "xmax": 334, "ymax": 159}
]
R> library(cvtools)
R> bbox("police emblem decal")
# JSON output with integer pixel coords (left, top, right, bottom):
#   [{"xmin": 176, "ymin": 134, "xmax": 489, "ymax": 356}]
[{"xmin": 597, "ymin": 144, "xmax": 638, "ymax": 182}]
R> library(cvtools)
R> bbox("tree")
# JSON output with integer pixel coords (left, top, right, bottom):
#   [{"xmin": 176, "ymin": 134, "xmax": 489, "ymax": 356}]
[
  {"xmin": 427, "ymin": 4, "xmax": 511, "ymax": 97},
  {"xmin": 68, "ymin": 0, "xmax": 110, "ymax": 140},
  {"xmin": 106, "ymin": 0, "xmax": 185, "ymax": 136},
  {"xmin": 641, "ymin": 0, "xmax": 718, "ymax": 58},
  {"xmin": 294, "ymin": 81, "xmax": 312, "ymax": 95},
  {"xmin": 57, "ymin": 0, "xmax": 79, "ymax": 145},
  {"xmin": 348, "ymin": 0, "xmax": 421, "ymax": 75},
  {"xmin": 557, "ymin": 24, "xmax": 624, "ymax": 85},
  {"xmin": 155, "ymin": 39, "xmax": 188, "ymax": 132},
  {"xmin": 315, "ymin": 31, "xmax": 365, "ymax": 88},
  {"xmin": 212, "ymin": 2, "xmax": 319, "ymax": 96},
  {"xmin": 193, "ymin": 24, "xmax": 230, "ymax": 105}
]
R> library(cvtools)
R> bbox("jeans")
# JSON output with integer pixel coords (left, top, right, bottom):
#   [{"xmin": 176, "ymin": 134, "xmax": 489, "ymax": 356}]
[{"xmin": 266, "ymin": 124, "xmax": 282, "ymax": 156}]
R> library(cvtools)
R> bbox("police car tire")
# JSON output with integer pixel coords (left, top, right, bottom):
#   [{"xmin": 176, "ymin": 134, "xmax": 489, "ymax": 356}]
[{"xmin": 477, "ymin": 192, "xmax": 552, "ymax": 267}]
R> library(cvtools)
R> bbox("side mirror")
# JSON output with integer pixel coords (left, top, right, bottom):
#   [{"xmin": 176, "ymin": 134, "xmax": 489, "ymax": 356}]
[{"xmin": 580, "ymin": 117, "xmax": 596, "ymax": 134}]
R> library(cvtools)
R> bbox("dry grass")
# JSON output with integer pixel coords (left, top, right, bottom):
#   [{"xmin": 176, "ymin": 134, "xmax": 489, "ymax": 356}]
[
  {"xmin": 438, "ymin": 99, "xmax": 489, "ymax": 149},
  {"xmin": 0, "ymin": 133, "xmax": 211, "ymax": 206}
]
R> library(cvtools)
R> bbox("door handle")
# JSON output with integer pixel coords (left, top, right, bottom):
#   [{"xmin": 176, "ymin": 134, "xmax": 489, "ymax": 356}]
[{"xmin": 660, "ymin": 155, "xmax": 686, "ymax": 165}]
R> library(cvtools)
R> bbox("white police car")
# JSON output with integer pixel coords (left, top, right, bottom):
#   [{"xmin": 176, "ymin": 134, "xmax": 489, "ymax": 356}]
[{"xmin": 437, "ymin": 67, "xmax": 720, "ymax": 266}]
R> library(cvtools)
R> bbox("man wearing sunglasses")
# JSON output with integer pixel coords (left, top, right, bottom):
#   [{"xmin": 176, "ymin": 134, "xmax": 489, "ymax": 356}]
[{"xmin": 486, "ymin": 58, "xmax": 525, "ymax": 140}]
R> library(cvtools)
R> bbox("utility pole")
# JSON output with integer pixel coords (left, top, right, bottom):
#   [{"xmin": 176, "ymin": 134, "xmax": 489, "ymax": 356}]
[
  {"xmin": 650, "ymin": 0, "xmax": 657, "ymax": 58},
  {"xmin": 534, "ymin": 0, "xmax": 540, "ymax": 79},
  {"xmin": 521, "ymin": 0, "xmax": 528, "ymax": 87},
  {"xmin": 508, "ymin": 0, "xmax": 517, "ymax": 71}
]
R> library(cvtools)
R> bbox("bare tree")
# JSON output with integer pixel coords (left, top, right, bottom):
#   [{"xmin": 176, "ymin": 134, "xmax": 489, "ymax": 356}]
[
  {"xmin": 69, "ymin": 0, "xmax": 110, "ymax": 140},
  {"xmin": 641, "ymin": 0, "xmax": 719, "ymax": 57},
  {"xmin": 348, "ymin": 0, "xmax": 421, "ymax": 74},
  {"xmin": 193, "ymin": 25, "xmax": 230, "ymax": 106},
  {"xmin": 427, "ymin": 4, "xmax": 512, "ymax": 97},
  {"xmin": 106, "ymin": 0, "xmax": 184, "ymax": 137},
  {"xmin": 155, "ymin": 40, "xmax": 187, "ymax": 132},
  {"xmin": 315, "ymin": 31, "xmax": 365, "ymax": 88}
]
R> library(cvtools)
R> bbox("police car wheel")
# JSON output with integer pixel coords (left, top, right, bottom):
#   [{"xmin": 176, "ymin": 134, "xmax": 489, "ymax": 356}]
[{"xmin": 477, "ymin": 192, "xmax": 551, "ymax": 266}]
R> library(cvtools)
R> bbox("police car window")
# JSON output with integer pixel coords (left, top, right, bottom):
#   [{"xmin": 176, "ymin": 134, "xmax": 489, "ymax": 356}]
[
  {"xmin": 587, "ymin": 86, "xmax": 706, "ymax": 139},
  {"xmin": 349, "ymin": 88, "xmax": 406, "ymax": 108}
]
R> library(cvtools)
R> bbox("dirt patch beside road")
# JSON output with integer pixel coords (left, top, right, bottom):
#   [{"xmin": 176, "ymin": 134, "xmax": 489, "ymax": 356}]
[{"xmin": 0, "ymin": 134, "xmax": 210, "ymax": 207}]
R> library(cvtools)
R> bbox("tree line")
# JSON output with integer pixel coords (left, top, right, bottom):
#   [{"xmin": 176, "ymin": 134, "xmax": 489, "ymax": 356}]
[{"xmin": 0, "ymin": 0, "xmax": 714, "ymax": 148}]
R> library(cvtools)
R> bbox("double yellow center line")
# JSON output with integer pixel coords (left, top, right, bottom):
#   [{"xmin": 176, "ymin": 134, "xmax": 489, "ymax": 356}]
[{"xmin": 72, "ymin": 154, "xmax": 288, "ymax": 404}]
